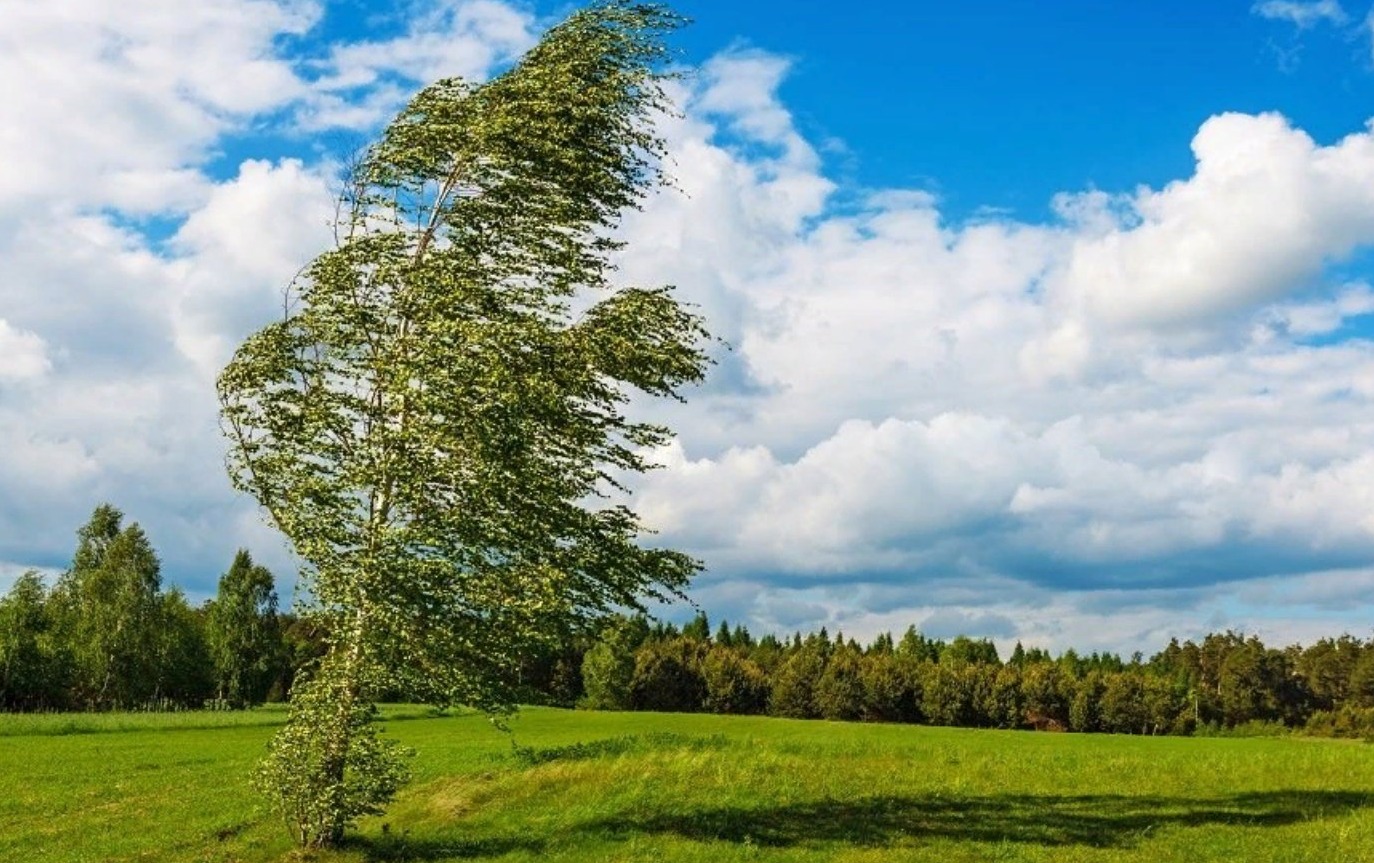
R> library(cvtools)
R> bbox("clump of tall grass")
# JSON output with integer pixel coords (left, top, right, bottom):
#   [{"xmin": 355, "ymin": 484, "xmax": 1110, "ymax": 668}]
[{"xmin": 511, "ymin": 732, "xmax": 732, "ymax": 766}]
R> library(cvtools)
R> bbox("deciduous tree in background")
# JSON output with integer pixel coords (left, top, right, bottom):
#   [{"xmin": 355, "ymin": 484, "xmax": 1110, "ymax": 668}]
[
  {"xmin": 700, "ymin": 644, "xmax": 768, "ymax": 714},
  {"xmin": 858, "ymin": 651, "xmax": 915, "ymax": 723},
  {"xmin": 580, "ymin": 622, "xmax": 637, "ymax": 711},
  {"xmin": 206, "ymin": 549, "xmax": 280, "ymax": 707},
  {"xmin": 52, "ymin": 506, "xmax": 165, "ymax": 709},
  {"xmin": 813, "ymin": 644, "xmax": 864, "ymax": 721},
  {"xmin": 1350, "ymin": 651, "xmax": 1374, "ymax": 708},
  {"xmin": 770, "ymin": 642, "xmax": 826, "ymax": 719},
  {"xmin": 155, "ymin": 588, "xmax": 214, "ymax": 706},
  {"xmin": 0, "ymin": 571, "xmax": 63, "ymax": 710},
  {"xmin": 630, "ymin": 636, "xmax": 707, "ymax": 712},
  {"xmin": 217, "ymin": 1, "xmax": 709, "ymax": 846}
]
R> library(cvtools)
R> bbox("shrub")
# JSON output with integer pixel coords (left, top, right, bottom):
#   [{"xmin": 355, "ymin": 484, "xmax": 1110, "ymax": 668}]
[
  {"xmin": 253, "ymin": 669, "xmax": 412, "ymax": 848},
  {"xmin": 1305, "ymin": 705, "xmax": 1374, "ymax": 742}
]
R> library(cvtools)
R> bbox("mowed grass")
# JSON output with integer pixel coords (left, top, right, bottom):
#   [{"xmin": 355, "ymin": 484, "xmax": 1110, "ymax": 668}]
[{"xmin": 2, "ymin": 708, "xmax": 1373, "ymax": 863}]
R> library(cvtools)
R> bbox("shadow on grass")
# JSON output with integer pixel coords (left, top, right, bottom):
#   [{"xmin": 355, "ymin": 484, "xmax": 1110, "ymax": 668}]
[
  {"xmin": 583, "ymin": 790, "xmax": 1373, "ymax": 849},
  {"xmin": 347, "ymin": 789, "xmax": 1372, "ymax": 860}
]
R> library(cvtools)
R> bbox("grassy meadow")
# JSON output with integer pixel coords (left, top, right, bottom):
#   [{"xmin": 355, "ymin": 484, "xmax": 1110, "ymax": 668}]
[{"xmin": 2, "ymin": 706, "xmax": 1373, "ymax": 863}]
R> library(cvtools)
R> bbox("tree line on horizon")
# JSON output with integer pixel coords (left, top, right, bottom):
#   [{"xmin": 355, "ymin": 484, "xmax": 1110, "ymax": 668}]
[
  {"xmin": 3, "ymin": 504, "xmax": 1374, "ymax": 741},
  {"xmin": 0, "ymin": 505, "xmax": 311, "ymax": 712},
  {"xmin": 529, "ymin": 611, "xmax": 1374, "ymax": 740}
]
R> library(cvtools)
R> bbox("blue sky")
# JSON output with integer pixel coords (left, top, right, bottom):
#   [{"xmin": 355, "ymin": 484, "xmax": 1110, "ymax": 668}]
[
  {"xmin": 3, "ymin": 0, "xmax": 1374, "ymax": 654},
  {"xmin": 238, "ymin": 0, "xmax": 1374, "ymax": 215},
  {"xmin": 673, "ymin": 1, "xmax": 1371, "ymax": 212}
]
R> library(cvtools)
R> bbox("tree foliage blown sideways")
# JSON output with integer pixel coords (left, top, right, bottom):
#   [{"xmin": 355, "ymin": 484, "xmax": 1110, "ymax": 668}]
[{"xmin": 217, "ymin": 2, "xmax": 710, "ymax": 847}]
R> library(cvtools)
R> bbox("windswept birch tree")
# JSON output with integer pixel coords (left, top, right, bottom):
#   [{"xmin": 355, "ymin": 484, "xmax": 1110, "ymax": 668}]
[{"xmin": 217, "ymin": 1, "xmax": 709, "ymax": 846}]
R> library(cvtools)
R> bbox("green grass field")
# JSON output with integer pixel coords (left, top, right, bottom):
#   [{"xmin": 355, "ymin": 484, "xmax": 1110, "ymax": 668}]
[{"xmin": 2, "ymin": 707, "xmax": 1373, "ymax": 863}]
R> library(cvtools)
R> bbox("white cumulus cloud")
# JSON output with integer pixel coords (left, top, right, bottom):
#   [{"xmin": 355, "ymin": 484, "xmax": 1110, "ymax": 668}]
[
  {"xmin": 1252, "ymin": 0, "xmax": 1348, "ymax": 28},
  {"xmin": 3, "ymin": 0, "xmax": 1374, "ymax": 655},
  {"xmin": 0, "ymin": 321, "xmax": 52, "ymax": 382},
  {"xmin": 1054, "ymin": 113, "xmax": 1374, "ymax": 333}
]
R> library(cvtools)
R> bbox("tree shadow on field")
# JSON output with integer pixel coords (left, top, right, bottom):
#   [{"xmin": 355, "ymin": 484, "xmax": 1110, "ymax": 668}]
[
  {"xmin": 581, "ymin": 790, "xmax": 1373, "ymax": 850},
  {"xmin": 347, "ymin": 789, "xmax": 1372, "ymax": 860}
]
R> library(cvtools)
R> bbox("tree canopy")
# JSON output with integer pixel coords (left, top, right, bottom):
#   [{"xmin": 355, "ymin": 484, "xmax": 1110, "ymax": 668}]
[
  {"xmin": 217, "ymin": 1, "xmax": 711, "ymax": 846},
  {"xmin": 206, "ymin": 549, "xmax": 280, "ymax": 707}
]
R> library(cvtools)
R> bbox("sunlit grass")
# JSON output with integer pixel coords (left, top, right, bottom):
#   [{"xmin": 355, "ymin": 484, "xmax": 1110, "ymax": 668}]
[
  {"xmin": 1, "ymin": 707, "xmax": 1371, "ymax": 862},
  {"xmin": 0, "ymin": 702, "xmax": 449, "ymax": 737}
]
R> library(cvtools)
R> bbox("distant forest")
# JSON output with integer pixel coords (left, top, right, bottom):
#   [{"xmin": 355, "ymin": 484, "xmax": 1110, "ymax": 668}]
[{"xmin": 3, "ymin": 504, "xmax": 1373, "ymax": 741}]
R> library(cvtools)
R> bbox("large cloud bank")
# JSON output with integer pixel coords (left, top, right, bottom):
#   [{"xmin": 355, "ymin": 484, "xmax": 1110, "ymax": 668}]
[{"xmin": 2, "ymin": 2, "xmax": 1373, "ymax": 653}]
